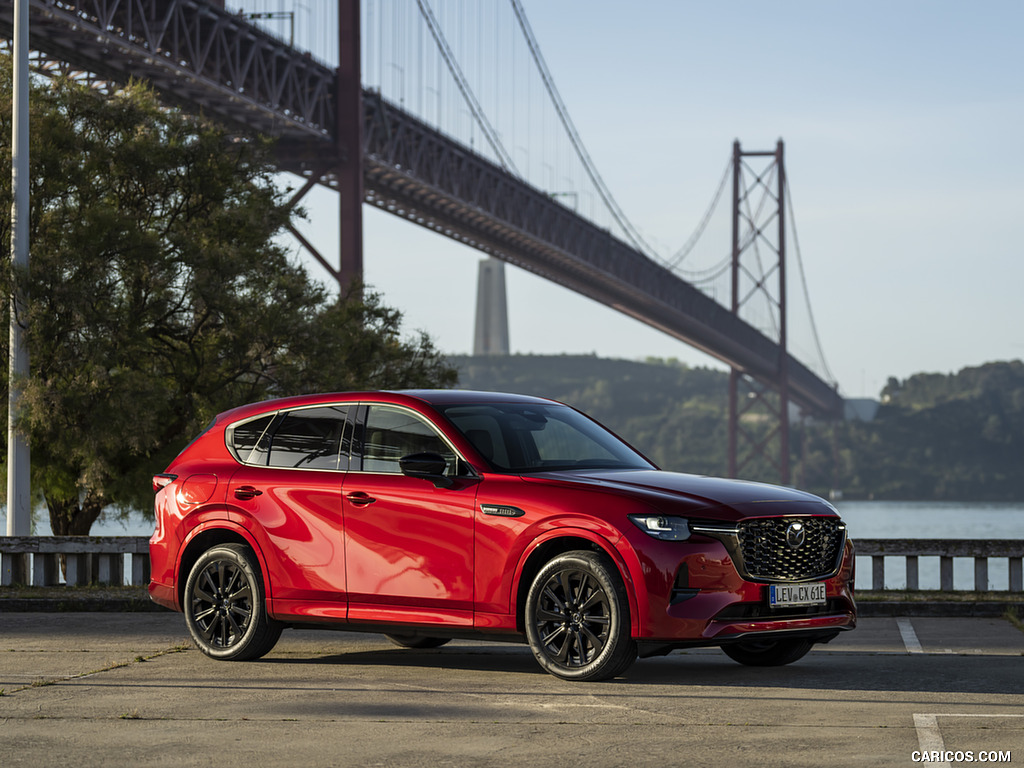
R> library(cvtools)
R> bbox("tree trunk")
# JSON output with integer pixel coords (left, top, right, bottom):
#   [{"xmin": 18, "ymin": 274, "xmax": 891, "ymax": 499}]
[{"xmin": 45, "ymin": 491, "xmax": 106, "ymax": 536}]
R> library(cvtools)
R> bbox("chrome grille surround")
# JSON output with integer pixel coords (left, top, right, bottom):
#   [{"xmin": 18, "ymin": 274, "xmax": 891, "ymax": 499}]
[{"xmin": 691, "ymin": 517, "xmax": 847, "ymax": 583}]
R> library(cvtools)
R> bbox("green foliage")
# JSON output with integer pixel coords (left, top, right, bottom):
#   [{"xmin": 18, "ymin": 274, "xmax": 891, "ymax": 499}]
[
  {"xmin": 839, "ymin": 361, "xmax": 1024, "ymax": 500},
  {"xmin": 0, "ymin": 57, "xmax": 454, "ymax": 534},
  {"xmin": 454, "ymin": 355, "xmax": 1024, "ymax": 501}
]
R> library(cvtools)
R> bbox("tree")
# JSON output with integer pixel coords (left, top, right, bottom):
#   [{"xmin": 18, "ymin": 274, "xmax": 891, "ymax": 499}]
[{"xmin": 0, "ymin": 57, "xmax": 456, "ymax": 535}]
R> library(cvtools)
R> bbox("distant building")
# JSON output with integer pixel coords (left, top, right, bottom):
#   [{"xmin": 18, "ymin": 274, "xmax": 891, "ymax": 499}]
[{"xmin": 844, "ymin": 398, "xmax": 880, "ymax": 422}]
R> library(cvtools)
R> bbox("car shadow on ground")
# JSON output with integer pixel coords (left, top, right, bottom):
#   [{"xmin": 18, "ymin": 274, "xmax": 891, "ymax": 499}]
[{"xmin": 255, "ymin": 641, "xmax": 1024, "ymax": 696}]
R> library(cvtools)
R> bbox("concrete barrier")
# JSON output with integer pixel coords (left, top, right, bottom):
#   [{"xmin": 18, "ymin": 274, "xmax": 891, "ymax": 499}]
[
  {"xmin": 2, "ymin": 536, "xmax": 1023, "ymax": 595},
  {"xmin": 853, "ymin": 538, "xmax": 1024, "ymax": 592},
  {"xmin": 0, "ymin": 536, "xmax": 150, "ymax": 587}
]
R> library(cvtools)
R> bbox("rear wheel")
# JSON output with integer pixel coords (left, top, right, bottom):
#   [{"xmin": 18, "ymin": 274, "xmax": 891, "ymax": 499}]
[
  {"xmin": 525, "ymin": 551, "xmax": 637, "ymax": 681},
  {"xmin": 721, "ymin": 637, "xmax": 814, "ymax": 667},
  {"xmin": 184, "ymin": 543, "xmax": 282, "ymax": 661},
  {"xmin": 385, "ymin": 634, "xmax": 451, "ymax": 649}
]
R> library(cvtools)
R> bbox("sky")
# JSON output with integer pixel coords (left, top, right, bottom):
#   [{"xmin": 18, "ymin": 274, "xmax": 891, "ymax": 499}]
[{"xmin": 289, "ymin": 1, "xmax": 1024, "ymax": 400}]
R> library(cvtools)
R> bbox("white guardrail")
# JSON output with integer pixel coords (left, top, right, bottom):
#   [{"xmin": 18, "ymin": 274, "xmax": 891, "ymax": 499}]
[
  {"xmin": 1, "ymin": 537, "xmax": 1023, "ymax": 592},
  {"xmin": 0, "ymin": 536, "xmax": 150, "ymax": 587},
  {"xmin": 854, "ymin": 539, "xmax": 1024, "ymax": 592}
]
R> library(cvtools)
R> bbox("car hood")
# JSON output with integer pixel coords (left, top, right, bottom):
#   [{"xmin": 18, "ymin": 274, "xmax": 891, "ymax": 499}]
[{"xmin": 522, "ymin": 469, "xmax": 836, "ymax": 521}]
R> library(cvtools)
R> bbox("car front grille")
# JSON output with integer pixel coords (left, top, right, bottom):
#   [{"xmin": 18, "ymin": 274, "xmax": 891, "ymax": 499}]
[{"xmin": 737, "ymin": 517, "xmax": 845, "ymax": 582}]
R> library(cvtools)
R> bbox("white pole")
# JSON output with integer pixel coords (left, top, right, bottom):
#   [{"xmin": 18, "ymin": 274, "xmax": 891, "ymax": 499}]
[{"xmin": 7, "ymin": 0, "xmax": 31, "ymax": 538}]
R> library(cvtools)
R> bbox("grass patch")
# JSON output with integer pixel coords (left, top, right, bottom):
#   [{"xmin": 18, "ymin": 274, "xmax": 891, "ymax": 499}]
[
  {"xmin": 1004, "ymin": 607, "xmax": 1024, "ymax": 634},
  {"xmin": 5, "ymin": 644, "xmax": 189, "ymax": 696}
]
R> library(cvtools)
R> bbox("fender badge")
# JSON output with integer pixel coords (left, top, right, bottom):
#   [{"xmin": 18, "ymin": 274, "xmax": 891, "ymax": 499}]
[{"xmin": 481, "ymin": 504, "xmax": 526, "ymax": 518}]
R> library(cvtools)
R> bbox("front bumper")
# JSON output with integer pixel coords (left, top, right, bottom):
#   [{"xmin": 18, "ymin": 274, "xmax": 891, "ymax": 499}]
[{"xmin": 622, "ymin": 526, "xmax": 857, "ymax": 645}]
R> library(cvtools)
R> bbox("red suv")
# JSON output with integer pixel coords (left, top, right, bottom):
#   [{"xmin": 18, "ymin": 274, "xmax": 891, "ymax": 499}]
[{"xmin": 150, "ymin": 390, "xmax": 856, "ymax": 681}]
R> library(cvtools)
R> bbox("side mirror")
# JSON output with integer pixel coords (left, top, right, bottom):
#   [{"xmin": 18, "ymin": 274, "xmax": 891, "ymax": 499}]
[{"xmin": 399, "ymin": 452, "xmax": 454, "ymax": 488}]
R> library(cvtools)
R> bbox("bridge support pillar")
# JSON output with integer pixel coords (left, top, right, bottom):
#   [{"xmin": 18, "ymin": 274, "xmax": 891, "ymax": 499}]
[
  {"xmin": 337, "ymin": 0, "xmax": 363, "ymax": 289},
  {"xmin": 728, "ymin": 140, "xmax": 790, "ymax": 485}
]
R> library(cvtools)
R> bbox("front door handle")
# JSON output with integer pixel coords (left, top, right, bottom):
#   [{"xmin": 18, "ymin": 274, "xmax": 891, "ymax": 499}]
[
  {"xmin": 346, "ymin": 491, "xmax": 376, "ymax": 507},
  {"xmin": 234, "ymin": 485, "xmax": 263, "ymax": 501}
]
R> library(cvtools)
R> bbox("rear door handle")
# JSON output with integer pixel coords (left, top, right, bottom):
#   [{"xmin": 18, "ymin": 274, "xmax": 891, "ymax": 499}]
[
  {"xmin": 346, "ymin": 491, "xmax": 376, "ymax": 507},
  {"xmin": 234, "ymin": 485, "xmax": 263, "ymax": 501}
]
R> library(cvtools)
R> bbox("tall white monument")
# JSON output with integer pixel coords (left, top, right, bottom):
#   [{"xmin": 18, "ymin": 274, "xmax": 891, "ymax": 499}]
[{"xmin": 473, "ymin": 258, "xmax": 509, "ymax": 356}]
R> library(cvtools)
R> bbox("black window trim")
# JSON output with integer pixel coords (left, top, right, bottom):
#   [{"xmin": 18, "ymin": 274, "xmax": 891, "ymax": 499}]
[
  {"xmin": 225, "ymin": 404, "xmax": 352, "ymax": 472},
  {"xmin": 224, "ymin": 401, "xmax": 476, "ymax": 478}
]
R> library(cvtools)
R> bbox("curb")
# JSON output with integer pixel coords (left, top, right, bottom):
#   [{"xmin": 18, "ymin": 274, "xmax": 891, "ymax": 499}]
[
  {"xmin": 858, "ymin": 601, "xmax": 1023, "ymax": 618},
  {"xmin": 0, "ymin": 597, "xmax": 168, "ymax": 612}
]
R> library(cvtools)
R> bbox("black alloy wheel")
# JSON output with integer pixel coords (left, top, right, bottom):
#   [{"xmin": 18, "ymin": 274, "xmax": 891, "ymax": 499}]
[
  {"xmin": 525, "ymin": 551, "xmax": 636, "ymax": 681},
  {"xmin": 184, "ymin": 544, "xmax": 283, "ymax": 661},
  {"xmin": 721, "ymin": 637, "xmax": 814, "ymax": 666}
]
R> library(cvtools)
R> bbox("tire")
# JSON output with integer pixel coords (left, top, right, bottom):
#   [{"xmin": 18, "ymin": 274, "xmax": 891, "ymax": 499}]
[
  {"xmin": 525, "ymin": 551, "xmax": 637, "ymax": 681},
  {"xmin": 721, "ymin": 637, "xmax": 814, "ymax": 667},
  {"xmin": 385, "ymin": 634, "xmax": 452, "ymax": 649},
  {"xmin": 184, "ymin": 543, "xmax": 283, "ymax": 661}
]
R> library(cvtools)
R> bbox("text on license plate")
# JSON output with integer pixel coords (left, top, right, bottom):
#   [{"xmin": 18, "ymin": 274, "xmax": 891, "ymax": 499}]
[{"xmin": 769, "ymin": 582, "xmax": 826, "ymax": 607}]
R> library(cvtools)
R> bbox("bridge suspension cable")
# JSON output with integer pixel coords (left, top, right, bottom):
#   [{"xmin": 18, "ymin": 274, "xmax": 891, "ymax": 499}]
[
  {"xmin": 785, "ymin": 183, "xmax": 837, "ymax": 387},
  {"xmin": 667, "ymin": 154, "xmax": 732, "ymax": 271},
  {"xmin": 415, "ymin": 0, "xmax": 519, "ymax": 176},
  {"xmin": 507, "ymin": 0, "xmax": 660, "ymax": 261}
]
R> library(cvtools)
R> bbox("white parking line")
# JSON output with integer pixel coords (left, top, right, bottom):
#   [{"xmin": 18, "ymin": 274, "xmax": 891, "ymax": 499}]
[
  {"xmin": 913, "ymin": 714, "xmax": 947, "ymax": 765},
  {"xmin": 897, "ymin": 618, "xmax": 923, "ymax": 653},
  {"xmin": 913, "ymin": 713, "xmax": 1024, "ymax": 768}
]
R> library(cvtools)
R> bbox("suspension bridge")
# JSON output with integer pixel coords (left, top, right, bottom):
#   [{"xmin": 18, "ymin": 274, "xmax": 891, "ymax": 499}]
[{"xmin": 0, "ymin": 0, "xmax": 844, "ymax": 482}]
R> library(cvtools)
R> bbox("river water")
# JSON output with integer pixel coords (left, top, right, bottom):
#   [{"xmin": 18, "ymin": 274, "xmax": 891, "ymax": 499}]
[
  {"xmin": 833, "ymin": 500, "xmax": 1024, "ymax": 591},
  {"xmin": 18, "ymin": 499, "xmax": 1024, "ymax": 591}
]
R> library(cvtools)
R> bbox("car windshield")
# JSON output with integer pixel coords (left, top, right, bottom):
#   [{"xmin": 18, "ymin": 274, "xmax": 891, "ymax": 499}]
[{"xmin": 439, "ymin": 403, "xmax": 654, "ymax": 473}]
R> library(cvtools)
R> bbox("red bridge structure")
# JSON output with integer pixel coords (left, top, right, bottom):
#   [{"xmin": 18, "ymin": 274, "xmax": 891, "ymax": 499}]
[{"xmin": 0, "ymin": 0, "xmax": 844, "ymax": 483}]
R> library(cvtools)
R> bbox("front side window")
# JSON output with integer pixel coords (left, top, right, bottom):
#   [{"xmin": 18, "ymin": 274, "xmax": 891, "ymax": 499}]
[{"xmin": 358, "ymin": 405, "xmax": 456, "ymax": 474}]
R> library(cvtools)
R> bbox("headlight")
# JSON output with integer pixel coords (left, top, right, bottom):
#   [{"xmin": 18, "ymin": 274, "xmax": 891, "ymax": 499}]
[{"xmin": 628, "ymin": 514, "xmax": 691, "ymax": 541}]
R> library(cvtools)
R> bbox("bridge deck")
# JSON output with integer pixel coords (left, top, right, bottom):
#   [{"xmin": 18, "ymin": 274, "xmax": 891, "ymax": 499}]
[{"xmin": 0, "ymin": 0, "xmax": 842, "ymax": 417}]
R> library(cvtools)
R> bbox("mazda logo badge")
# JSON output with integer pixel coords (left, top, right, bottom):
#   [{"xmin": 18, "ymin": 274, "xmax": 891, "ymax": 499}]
[{"xmin": 785, "ymin": 522, "xmax": 806, "ymax": 550}]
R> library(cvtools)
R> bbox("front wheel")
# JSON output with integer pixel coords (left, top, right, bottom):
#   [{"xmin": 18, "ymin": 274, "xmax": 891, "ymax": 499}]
[
  {"xmin": 525, "ymin": 551, "xmax": 637, "ymax": 681},
  {"xmin": 184, "ymin": 543, "xmax": 283, "ymax": 661},
  {"xmin": 721, "ymin": 637, "xmax": 814, "ymax": 667}
]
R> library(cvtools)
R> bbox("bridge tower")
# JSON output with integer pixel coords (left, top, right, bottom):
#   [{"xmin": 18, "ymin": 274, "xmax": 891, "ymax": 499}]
[
  {"xmin": 473, "ymin": 259, "xmax": 510, "ymax": 356},
  {"xmin": 728, "ymin": 140, "xmax": 791, "ymax": 485},
  {"xmin": 335, "ymin": 0, "xmax": 363, "ymax": 288}
]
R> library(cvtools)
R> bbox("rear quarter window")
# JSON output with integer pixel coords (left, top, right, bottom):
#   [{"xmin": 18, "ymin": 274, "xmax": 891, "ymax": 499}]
[{"xmin": 227, "ymin": 414, "xmax": 276, "ymax": 465}]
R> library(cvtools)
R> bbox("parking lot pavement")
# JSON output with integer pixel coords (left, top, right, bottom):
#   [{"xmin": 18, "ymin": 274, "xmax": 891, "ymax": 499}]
[{"xmin": 1, "ymin": 613, "xmax": 1021, "ymax": 767}]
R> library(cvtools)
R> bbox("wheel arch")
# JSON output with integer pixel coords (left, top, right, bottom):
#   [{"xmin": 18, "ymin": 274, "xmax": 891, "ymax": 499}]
[
  {"xmin": 513, "ymin": 530, "xmax": 641, "ymax": 636},
  {"xmin": 176, "ymin": 524, "xmax": 270, "ymax": 611}
]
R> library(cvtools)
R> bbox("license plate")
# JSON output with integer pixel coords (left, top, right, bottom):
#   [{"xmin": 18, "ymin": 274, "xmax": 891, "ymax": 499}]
[{"xmin": 769, "ymin": 582, "xmax": 826, "ymax": 607}]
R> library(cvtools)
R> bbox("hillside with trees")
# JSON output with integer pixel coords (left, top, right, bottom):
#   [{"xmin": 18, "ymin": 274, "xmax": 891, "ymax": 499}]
[{"xmin": 451, "ymin": 355, "xmax": 1024, "ymax": 501}]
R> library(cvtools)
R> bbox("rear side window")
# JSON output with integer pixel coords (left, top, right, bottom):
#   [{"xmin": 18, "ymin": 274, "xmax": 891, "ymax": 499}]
[
  {"xmin": 227, "ymin": 405, "xmax": 352, "ymax": 471},
  {"xmin": 268, "ymin": 406, "xmax": 350, "ymax": 470},
  {"xmin": 229, "ymin": 414, "xmax": 276, "ymax": 465}
]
